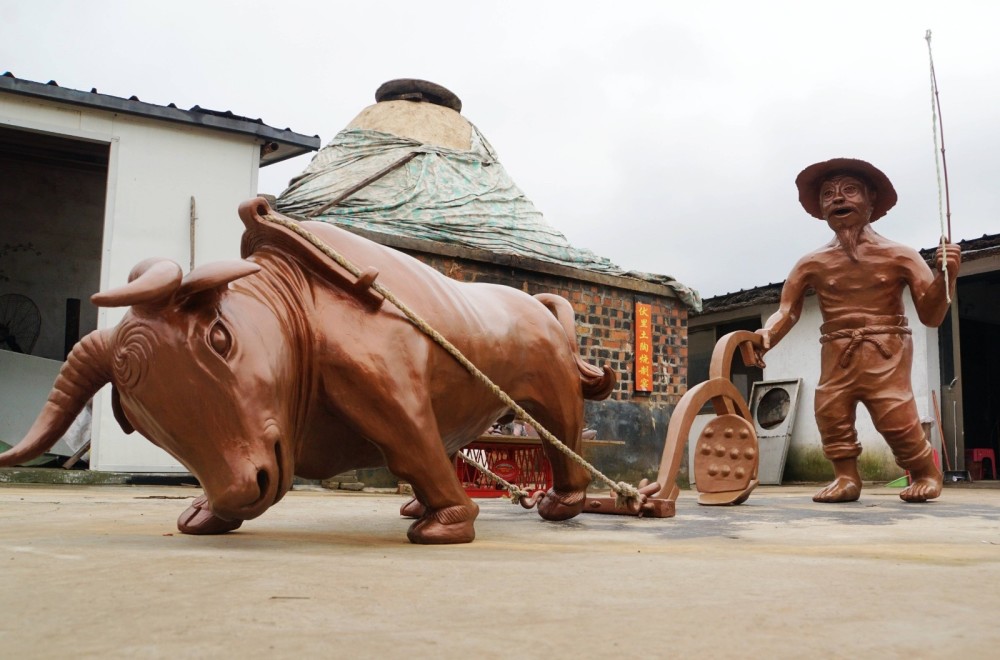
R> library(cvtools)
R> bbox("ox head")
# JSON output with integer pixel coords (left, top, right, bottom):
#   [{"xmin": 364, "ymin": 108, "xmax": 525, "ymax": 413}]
[{"xmin": 0, "ymin": 256, "xmax": 302, "ymax": 522}]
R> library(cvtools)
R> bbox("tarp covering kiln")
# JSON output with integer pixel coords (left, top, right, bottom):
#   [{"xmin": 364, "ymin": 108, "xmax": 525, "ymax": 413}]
[{"xmin": 275, "ymin": 79, "xmax": 701, "ymax": 310}]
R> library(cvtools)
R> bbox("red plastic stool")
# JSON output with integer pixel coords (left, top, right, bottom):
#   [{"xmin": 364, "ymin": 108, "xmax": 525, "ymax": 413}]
[{"xmin": 966, "ymin": 448, "xmax": 997, "ymax": 480}]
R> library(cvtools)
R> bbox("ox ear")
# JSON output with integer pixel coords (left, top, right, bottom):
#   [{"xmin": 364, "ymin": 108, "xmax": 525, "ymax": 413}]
[
  {"xmin": 176, "ymin": 261, "xmax": 261, "ymax": 302},
  {"xmin": 111, "ymin": 386, "xmax": 135, "ymax": 435},
  {"xmin": 92, "ymin": 259, "xmax": 183, "ymax": 309}
]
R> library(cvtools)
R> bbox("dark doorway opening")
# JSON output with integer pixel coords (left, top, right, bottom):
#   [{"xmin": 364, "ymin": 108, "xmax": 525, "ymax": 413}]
[
  {"xmin": 956, "ymin": 271, "xmax": 1000, "ymax": 479},
  {"xmin": 0, "ymin": 125, "xmax": 109, "ymax": 360}
]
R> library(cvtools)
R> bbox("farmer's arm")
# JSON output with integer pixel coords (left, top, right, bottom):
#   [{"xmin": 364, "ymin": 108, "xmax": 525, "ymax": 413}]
[
  {"xmin": 909, "ymin": 241, "xmax": 961, "ymax": 327},
  {"xmin": 757, "ymin": 257, "xmax": 811, "ymax": 352}
]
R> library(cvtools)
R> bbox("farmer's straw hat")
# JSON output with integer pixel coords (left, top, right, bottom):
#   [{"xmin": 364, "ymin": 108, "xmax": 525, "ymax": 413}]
[{"xmin": 795, "ymin": 158, "xmax": 897, "ymax": 222}]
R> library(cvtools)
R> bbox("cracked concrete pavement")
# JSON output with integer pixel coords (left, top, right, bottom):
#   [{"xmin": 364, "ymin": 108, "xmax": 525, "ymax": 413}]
[{"xmin": 3, "ymin": 483, "xmax": 999, "ymax": 657}]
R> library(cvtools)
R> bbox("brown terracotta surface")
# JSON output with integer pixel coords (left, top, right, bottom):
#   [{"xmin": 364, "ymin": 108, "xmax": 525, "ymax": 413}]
[
  {"xmin": 0, "ymin": 199, "xmax": 614, "ymax": 543},
  {"xmin": 654, "ymin": 330, "xmax": 762, "ymax": 505},
  {"xmin": 758, "ymin": 159, "xmax": 961, "ymax": 503},
  {"xmin": 693, "ymin": 413, "xmax": 758, "ymax": 503}
]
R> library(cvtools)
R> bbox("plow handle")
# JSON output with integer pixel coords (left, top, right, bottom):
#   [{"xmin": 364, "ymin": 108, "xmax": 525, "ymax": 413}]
[
  {"xmin": 709, "ymin": 330, "xmax": 765, "ymax": 381},
  {"xmin": 652, "ymin": 330, "xmax": 762, "ymax": 502}
]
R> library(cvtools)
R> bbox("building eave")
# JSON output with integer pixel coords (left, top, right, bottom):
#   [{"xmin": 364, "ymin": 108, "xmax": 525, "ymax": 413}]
[{"xmin": 0, "ymin": 73, "xmax": 320, "ymax": 166}]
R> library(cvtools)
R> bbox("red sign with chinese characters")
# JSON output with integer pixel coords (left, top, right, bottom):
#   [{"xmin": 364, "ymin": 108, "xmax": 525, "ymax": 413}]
[{"xmin": 634, "ymin": 302, "xmax": 653, "ymax": 393}]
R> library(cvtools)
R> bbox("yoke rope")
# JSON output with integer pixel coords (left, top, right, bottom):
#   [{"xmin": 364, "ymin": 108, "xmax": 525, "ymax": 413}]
[
  {"xmin": 261, "ymin": 211, "xmax": 641, "ymax": 505},
  {"xmin": 454, "ymin": 450, "xmax": 540, "ymax": 506}
]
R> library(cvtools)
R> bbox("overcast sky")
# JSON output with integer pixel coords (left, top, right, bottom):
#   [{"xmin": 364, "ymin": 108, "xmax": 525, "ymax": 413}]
[{"xmin": 4, "ymin": 1, "xmax": 998, "ymax": 298}]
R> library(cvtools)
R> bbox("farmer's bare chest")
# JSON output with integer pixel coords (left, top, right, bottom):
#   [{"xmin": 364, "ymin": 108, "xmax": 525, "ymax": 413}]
[{"xmin": 810, "ymin": 251, "xmax": 908, "ymax": 315}]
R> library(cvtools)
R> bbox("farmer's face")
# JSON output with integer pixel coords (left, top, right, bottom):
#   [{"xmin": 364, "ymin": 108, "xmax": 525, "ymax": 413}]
[{"xmin": 819, "ymin": 175, "xmax": 873, "ymax": 225}]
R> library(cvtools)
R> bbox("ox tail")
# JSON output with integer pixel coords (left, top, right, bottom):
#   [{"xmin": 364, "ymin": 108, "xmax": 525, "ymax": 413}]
[
  {"xmin": 0, "ymin": 329, "xmax": 114, "ymax": 467},
  {"xmin": 534, "ymin": 293, "xmax": 616, "ymax": 400}
]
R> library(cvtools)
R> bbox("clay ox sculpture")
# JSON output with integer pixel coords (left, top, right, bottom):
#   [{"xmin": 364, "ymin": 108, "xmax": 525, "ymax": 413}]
[
  {"xmin": 755, "ymin": 158, "xmax": 961, "ymax": 503},
  {"xmin": 0, "ymin": 198, "xmax": 615, "ymax": 544}
]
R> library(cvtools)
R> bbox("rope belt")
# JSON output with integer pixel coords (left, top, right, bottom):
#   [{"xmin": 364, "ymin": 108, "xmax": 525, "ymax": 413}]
[{"xmin": 820, "ymin": 325, "xmax": 912, "ymax": 368}]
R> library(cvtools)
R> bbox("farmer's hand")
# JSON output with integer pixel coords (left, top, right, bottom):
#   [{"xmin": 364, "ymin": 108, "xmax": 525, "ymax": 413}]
[{"xmin": 935, "ymin": 241, "xmax": 962, "ymax": 276}]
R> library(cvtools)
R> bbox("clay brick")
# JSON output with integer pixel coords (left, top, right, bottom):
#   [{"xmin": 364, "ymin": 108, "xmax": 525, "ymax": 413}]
[{"xmin": 401, "ymin": 247, "xmax": 687, "ymax": 405}]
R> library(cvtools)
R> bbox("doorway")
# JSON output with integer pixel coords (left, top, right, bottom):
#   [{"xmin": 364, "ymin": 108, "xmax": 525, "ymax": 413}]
[
  {"xmin": 956, "ymin": 270, "xmax": 1000, "ymax": 479},
  {"xmin": 0, "ymin": 124, "xmax": 109, "ymax": 459},
  {"xmin": 0, "ymin": 124, "xmax": 109, "ymax": 361}
]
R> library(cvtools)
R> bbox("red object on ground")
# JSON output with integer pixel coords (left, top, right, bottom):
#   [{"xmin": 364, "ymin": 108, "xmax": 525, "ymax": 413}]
[
  {"xmin": 456, "ymin": 437, "xmax": 553, "ymax": 498},
  {"xmin": 966, "ymin": 448, "xmax": 997, "ymax": 480}
]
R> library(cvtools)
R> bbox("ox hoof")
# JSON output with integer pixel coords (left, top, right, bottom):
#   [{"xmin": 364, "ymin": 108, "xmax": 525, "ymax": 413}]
[
  {"xmin": 406, "ymin": 502, "xmax": 479, "ymax": 545},
  {"xmin": 177, "ymin": 495, "xmax": 243, "ymax": 535},
  {"xmin": 538, "ymin": 488, "xmax": 586, "ymax": 521},
  {"xmin": 399, "ymin": 497, "xmax": 427, "ymax": 519}
]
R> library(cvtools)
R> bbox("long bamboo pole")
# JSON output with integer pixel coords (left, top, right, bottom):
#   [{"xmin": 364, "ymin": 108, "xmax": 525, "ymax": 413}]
[{"xmin": 925, "ymin": 30, "xmax": 953, "ymax": 305}]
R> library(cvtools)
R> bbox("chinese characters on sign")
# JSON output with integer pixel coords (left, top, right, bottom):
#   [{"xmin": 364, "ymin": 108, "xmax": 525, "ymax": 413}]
[{"xmin": 634, "ymin": 302, "xmax": 653, "ymax": 393}]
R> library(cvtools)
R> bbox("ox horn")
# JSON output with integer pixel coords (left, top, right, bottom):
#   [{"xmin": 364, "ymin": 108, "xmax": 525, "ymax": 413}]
[
  {"xmin": 0, "ymin": 329, "xmax": 114, "ymax": 467},
  {"xmin": 176, "ymin": 260, "xmax": 261, "ymax": 300},
  {"xmin": 91, "ymin": 258, "xmax": 183, "ymax": 308}
]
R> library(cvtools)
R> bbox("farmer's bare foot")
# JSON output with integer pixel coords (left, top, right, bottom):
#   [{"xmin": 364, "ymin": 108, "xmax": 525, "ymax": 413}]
[
  {"xmin": 900, "ymin": 462, "xmax": 943, "ymax": 502},
  {"xmin": 813, "ymin": 476, "xmax": 862, "ymax": 502}
]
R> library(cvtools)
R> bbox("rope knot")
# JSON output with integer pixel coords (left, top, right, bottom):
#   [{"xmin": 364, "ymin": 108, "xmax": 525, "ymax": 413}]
[
  {"xmin": 820, "ymin": 325, "xmax": 911, "ymax": 368},
  {"xmin": 613, "ymin": 481, "xmax": 644, "ymax": 511}
]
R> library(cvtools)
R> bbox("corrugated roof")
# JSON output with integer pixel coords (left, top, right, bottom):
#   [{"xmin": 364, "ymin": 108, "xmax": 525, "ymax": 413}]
[
  {"xmin": 695, "ymin": 282, "xmax": 784, "ymax": 316},
  {"xmin": 919, "ymin": 232, "xmax": 1000, "ymax": 264},
  {"xmin": 0, "ymin": 72, "xmax": 320, "ymax": 166},
  {"xmin": 698, "ymin": 232, "xmax": 1000, "ymax": 316}
]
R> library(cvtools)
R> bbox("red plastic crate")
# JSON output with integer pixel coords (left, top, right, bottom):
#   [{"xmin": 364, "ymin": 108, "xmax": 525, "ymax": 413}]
[{"xmin": 456, "ymin": 438, "xmax": 553, "ymax": 498}]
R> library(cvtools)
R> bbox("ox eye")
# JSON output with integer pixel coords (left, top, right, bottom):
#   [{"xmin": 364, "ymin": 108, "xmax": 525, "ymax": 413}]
[{"xmin": 209, "ymin": 321, "xmax": 232, "ymax": 357}]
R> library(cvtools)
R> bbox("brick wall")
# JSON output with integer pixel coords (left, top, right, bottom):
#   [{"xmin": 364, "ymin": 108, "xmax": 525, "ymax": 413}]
[{"xmin": 405, "ymin": 252, "xmax": 688, "ymax": 405}]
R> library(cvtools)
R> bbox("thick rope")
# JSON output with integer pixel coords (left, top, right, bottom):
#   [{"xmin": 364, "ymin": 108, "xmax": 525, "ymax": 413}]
[
  {"xmin": 819, "ymin": 325, "xmax": 912, "ymax": 368},
  {"xmin": 455, "ymin": 451, "xmax": 535, "ymax": 504},
  {"xmin": 261, "ymin": 212, "xmax": 641, "ymax": 504},
  {"xmin": 925, "ymin": 29, "xmax": 951, "ymax": 304}
]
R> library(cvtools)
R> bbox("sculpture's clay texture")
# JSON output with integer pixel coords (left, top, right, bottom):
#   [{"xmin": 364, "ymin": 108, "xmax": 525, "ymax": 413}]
[
  {"xmin": 693, "ymin": 414, "xmax": 758, "ymax": 501},
  {"xmin": 653, "ymin": 330, "xmax": 762, "ymax": 506},
  {"xmin": 756, "ymin": 158, "xmax": 961, "ymax": 503},
  {"xmin": 0, "ymin": 198, "xmax": 615, "ymax": 544}
]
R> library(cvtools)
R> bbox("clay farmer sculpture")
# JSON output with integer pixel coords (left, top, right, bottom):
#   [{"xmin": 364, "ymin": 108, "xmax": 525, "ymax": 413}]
[
  {"xmin": 0, "ymin": 198, "xmax": 615, "ymax": 544},
  {"xmin": 755, "ymin": 158, "xmax": 960, "ymax": 503}
]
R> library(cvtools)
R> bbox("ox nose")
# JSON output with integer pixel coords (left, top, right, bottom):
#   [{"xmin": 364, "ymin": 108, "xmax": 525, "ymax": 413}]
[
  {"xmin": 217, "ymin": 466, "xmax": 273, "ymax": 521},
  {"xmin": 255, "ymin": 467, "xmax": 270, "ymax": 501},
  {"xmin": 243, "ymin": 438, "xmax": 285, "ymax": 513},
  {"xmin": 213, "ymin": 431, "xmax": 284, "ymax": 520}
]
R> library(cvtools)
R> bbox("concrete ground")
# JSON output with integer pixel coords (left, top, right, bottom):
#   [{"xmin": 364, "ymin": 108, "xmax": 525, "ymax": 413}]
[{"xmin": 2, "ymin": 482, "xmax": 999, "ymax": 658}]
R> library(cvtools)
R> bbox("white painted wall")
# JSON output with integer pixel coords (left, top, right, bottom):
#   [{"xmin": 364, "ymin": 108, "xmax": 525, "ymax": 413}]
[{"xmin": 1, "ymin": 93, "xmax": 263, "ymax": 471}]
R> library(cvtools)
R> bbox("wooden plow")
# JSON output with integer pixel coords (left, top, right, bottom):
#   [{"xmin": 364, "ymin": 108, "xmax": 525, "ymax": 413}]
[{"xmin": 581, "ymin": 330, "xmax": 765, "ymax": 517}]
